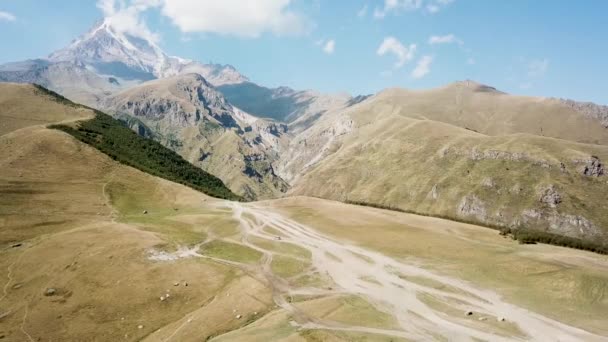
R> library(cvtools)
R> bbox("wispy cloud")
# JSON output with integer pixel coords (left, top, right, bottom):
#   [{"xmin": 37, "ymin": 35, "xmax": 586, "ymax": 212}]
[
  {"xmin": 374, "ymin": 0, "xmax": 423, "ymax": 19},
  {"xmin": 323, "ymin": 39, "xmax": 335, "ymax": 54},
  {"xmin": 377, "ymin": 36, "xmax": 417, "ymax": 68},
  {"xmin": 412, "ymin": 55, "xmax": 433, "ymax": 79},
  {"xmin": 428, "ymin": 34, "xmax": 462, "ymax": 45},
  {"xmin": 427, "ymin": 0, "xmax": 454, "ymax": 13},
  {"xmin": 374, "ymin": 0, "xmax": 454, "ymax": 18},
  {"xmin": 0, "ymin": 10, "xmax": 16, "ymax": 22}
]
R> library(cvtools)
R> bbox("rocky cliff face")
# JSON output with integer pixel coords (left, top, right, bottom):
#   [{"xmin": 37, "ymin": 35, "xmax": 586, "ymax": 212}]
[{"xmin": 103, "ymin": 74, "xmax": 288, "ymax": 200}]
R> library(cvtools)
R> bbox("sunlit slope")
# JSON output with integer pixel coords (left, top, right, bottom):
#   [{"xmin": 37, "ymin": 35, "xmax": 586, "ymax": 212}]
[
  {"xmin": 0, "ymin": 87, "xmax": 272, "ymax": 340},
  {"xmin": 373, "ymin": 81, "xmax": 608, "ymax": 145},
  {"xmin": 289, "ymin": 95, "xmax": 608, "ymax": 242},
  {"xmin": 0, "ymin": 83, "xmax": 94, "ymax": 135}
]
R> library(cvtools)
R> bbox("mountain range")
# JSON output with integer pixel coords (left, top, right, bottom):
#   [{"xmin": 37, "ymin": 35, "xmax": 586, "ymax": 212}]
[
  {"xmin": 2, "ymin": 15, "xmax": 608, "ymax": 341},
  {"xmin": 1, "ymin": 18, "xmax": 607, "ymax": 243}
]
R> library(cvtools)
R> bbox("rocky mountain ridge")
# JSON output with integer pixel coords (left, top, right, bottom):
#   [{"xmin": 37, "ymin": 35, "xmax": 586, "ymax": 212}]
[{"xmin": 103, "ymin": 73, "xmax": 289, "ymax": 199}]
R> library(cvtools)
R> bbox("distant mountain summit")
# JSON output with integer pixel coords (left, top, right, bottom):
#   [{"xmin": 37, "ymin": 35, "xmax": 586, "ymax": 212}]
[
  {"xmin": 48, "ymin": 18, "xmax": 249, "ymax": 85},
  {"xmin": 0, "ymin": 18, "xmax": 248, "ymax": 106},
  {"xmin": 48, "ymin": 19, "xmax": 168, "ymax": 79}
]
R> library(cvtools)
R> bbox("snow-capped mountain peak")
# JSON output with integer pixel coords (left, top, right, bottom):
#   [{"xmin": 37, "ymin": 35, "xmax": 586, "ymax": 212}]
[
  {"xmin": 48, "ymin": 18, "xmax": 168, "ymax": 78},
  {"xmin": 47, "ymin": 18, "xmax": 249, "ymax": 85}
]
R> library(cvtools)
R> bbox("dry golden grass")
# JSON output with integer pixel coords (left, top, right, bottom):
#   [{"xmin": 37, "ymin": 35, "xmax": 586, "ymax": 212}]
[
  {"xmin": 289, "ymin": 101, "xmax": 608, "ymax": 241},
  {"xmin": 0, "ymin": 83, "xmax": 94, "ymax": 136},
  {"xmin": 0, "ymin": 85, "xmax": 275, "ymax": 340},
  {"xmin": 372, "ymin": 82, "xmax": 608, "ymax": 145}
]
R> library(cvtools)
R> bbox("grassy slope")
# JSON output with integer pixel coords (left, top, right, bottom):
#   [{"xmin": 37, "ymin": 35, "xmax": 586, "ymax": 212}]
[
  {"xmin": 0, "ymin": 126, "xmax": 271, "ymax": 341},
  {"xmin": 290, "ymin": 91, "xmax": 608, "ymax": 246},
  {"xmin": 0, "ymin": 84, "xmax": 274, "ymax": 341},
  {"xmin": 0, "ymin": 83, "xmax": 94, "ymax": 135},
  {"xmin": 374, "ymin": 82, "xmax": 608, "ymax": 145},
  {"xmin": 28, "ymin": 81, "xmax": 240, "ymax": 201},
  {"xmin": 31, "ymin": 82, "xmax": 239, "ymax": 203},
  {"xmin": 52, "ymin": 112, "xmax": 240, "ymax": 201}
]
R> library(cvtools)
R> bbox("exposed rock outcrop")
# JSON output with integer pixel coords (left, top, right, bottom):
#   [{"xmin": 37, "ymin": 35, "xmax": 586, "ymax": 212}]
[
  {"xmin": 481, "ymin": 177, "xmax": 495, "ymax": 188},
  {"xmin": 103, "ymin": 74, "xmax": 289, "ymax": 199},
  {"xmin": 521, "ymin": 209, "xmax": 602, "ymax": 239},
  {"xmin": 429, "ymin": 184, "xmax": 439, "ymax": 200},
  {"xmin": 539, "ymin": 185, "xmax": 562, "ymax": 208},
  {"xmin": 457, "ymin": 195, "xmax": 487, "ymax": 221},
  {"xmin": 581, "ymin": 156, "xmax": 604, "ymax": 177}
]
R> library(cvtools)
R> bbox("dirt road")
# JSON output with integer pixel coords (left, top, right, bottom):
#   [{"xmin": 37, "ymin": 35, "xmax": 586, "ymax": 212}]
[{"xmin": 225, "ymin": 201, "xmax": 606, "ymax": 341}]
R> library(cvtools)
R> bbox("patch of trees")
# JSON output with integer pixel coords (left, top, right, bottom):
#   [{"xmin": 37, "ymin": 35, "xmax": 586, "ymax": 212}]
[
  {"xmin": 345, "ymin": 200, "xmax": 608, "ymax": 255},
  {"xmin": 501, "ymin": 228, "xmax": 608, "ymax": 255},
  {"xmin": 51, "ymin": 111, "xmax": 241, "ymax": 201}
]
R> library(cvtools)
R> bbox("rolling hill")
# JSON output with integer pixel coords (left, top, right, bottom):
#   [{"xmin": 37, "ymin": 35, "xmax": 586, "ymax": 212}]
[{"xmin": 285, "ymin": 82, "xmax": 608, "ymax": 243}]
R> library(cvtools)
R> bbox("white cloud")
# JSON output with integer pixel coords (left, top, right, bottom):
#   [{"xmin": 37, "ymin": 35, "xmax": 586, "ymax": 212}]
[
  {"xmin": 323, "ymin": 39, "xmax": 335, "ymax": 54},
  {"xmin": 411, "ymin": 55, "xmax": 433, "ymax": 79},
  {"xmin": 377, "ymin": 37, "xmax": 416, "ymax": 68},
  {"xmin": 428, "ymin": 34, "xmax": 462, "ymax": 45},
  {"xmin": 374, "ymin": 0, "xmax": 453, "ymax": 18},
  {"xmin": 0, "ymin": 11, "xmax": 16, "ymax": 22},
  {"xmin": 527, "ymin": 58, "xmax": 549, "ymax": 77},
  {"xmin": 357, "ymin": 4, "xmax": 368, "ymax": 18},
  {"xmin": 160, "ymin": 0, "xmax": 311, "ymax": 38},
  {"xmin": 96, "ymin": 0, "xmax": 310, "ymax": 39},
  {"xmin": 96, "ymin": 0, "xmax": 161, "ymax": 43},
  {"xmin": 467, "ymin": 57, "xmax": 476, "ymax": 65},
  {"xmin": 374, "ymin": 0, "xmax": 422, "ymax": 18}
]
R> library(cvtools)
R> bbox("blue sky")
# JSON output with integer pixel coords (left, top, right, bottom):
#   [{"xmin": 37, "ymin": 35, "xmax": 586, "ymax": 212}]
[{"xmin": 0, "ymin": 0, "xmax": 607, "ymax": 104}]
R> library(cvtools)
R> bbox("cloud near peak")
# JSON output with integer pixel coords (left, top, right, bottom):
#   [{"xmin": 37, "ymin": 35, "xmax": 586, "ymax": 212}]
[
  {"xmin": 428, "ymin": 34, "xmax": 462, "ymax": 45},
  {"xmin": 161, "ymin": 0, "xmax": 311, "ymax": 38},
  {"xmin": 97, "ymin": 0, "xmax": 312, "ymax": 40}
]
